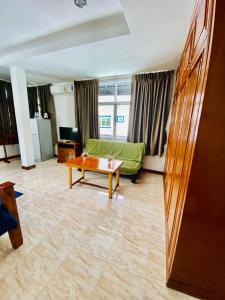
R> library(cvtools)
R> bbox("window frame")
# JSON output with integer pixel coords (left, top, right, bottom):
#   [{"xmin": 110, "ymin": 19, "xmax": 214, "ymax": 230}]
[{"xmin": 98, "ymin": 79, "xmax": 131, "ymax": 141}]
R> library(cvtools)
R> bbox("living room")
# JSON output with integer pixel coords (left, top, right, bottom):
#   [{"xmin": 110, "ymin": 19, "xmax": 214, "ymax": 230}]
[{"xmin": 1, "ymin": 0, "xmax": 225, "ymax": 299}]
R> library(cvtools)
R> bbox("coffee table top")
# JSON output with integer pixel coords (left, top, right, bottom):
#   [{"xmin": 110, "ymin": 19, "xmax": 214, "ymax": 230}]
[{"xmin": 66, "ymin": 156, "xmax": 123, "ymax": 174}]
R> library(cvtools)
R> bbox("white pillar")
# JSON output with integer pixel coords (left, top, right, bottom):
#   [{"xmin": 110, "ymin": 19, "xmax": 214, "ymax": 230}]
[{"xmin": 10, "ymin": 67, "xmax": 35, "ymax": 169}]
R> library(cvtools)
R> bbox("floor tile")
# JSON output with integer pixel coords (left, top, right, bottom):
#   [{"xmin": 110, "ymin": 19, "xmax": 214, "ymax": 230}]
[{"xmin": 0, "ymin": 158, "xmax": 195, "ymax": 299}]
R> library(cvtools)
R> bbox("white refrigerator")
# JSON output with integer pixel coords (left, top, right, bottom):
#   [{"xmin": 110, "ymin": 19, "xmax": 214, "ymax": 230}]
[{"xmin": 31, "ymin": 119, "xmax": 54, "ymax": 161}]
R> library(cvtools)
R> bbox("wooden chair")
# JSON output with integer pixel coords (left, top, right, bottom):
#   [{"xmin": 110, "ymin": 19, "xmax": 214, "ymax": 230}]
[{"xmin": 0, "ymin": 182, "xmax": 23, "ymax": 249}]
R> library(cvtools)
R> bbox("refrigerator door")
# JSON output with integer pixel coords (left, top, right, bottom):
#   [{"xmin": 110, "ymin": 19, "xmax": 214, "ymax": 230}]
[
  {"xmin": 31, "ymin": 119, "xmax": 39, "ymax": 134},
  {"xmin": 32, "ymin": 134, "xmax": 41, "ymax": 161},
  {"xmin": 37, "ymin": 119, "xmax": 53, "ymax": 161}
]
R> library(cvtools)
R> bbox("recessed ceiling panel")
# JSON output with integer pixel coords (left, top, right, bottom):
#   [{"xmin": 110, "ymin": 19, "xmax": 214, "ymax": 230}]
[{"xmin": 0, "ymin": 0, "xmax": 122, "ymax": 49}]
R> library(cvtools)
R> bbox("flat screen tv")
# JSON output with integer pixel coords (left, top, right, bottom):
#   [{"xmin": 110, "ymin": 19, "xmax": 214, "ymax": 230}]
[{"xmin": 59, "ymin": 127, "xmax": 80, "ymax": 141}]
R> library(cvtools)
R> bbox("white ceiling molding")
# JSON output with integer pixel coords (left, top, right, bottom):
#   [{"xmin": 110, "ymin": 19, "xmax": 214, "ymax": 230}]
[
  {"xmin": 0, "ymin": 0, "xmax": 122, "ymax": 49},
  {"xmin": 0, "ymin": 13, "xmax": 130, "ymax": 66}
]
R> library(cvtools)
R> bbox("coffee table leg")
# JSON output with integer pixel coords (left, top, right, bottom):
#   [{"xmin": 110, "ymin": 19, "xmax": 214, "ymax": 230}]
[
  {"xmin": 69, "ymin": 166, "xmax": 72, "ymax": 189},
  {"xmin": 82, "ymin": 168, "xmax": 85, "ymax": 179},
  {"xmin": 116, "ymin": 169, "xmax": 120, "ymax": 188},
  {"xmin": 108, "ymin": 173, "xmax": 113, "ymax": 199}
]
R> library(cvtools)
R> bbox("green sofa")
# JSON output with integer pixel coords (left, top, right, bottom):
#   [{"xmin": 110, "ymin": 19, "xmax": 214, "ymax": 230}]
[{"xmin": 84, "ymin": 139, "xmax": 145, "ymax": 182}]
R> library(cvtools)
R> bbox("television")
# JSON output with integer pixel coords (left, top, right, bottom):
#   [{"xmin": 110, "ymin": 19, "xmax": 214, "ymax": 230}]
[{"xmin": 59, "ymin": 127, "xmax": 80, "ymax": 141}]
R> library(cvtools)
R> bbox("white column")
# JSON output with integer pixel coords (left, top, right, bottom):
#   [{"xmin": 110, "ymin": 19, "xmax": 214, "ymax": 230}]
[{"xmin": 10, "ymin": 67, "xmax": 35, "ymax": 169}]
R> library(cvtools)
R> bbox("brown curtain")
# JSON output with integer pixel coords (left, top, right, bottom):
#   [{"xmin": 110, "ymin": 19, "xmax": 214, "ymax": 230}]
[
  {"xmin": 0, "ymin": 80, "xmax": 18, "ymax": 145},
  {"xmin": 0, "ymin": 81, "xmax": 10, "ymax": 135},
  {"xmin": 38, "ymin": 84, "xmax": 57, "ymax": 144},
  {"xmin": 37, "ymin": 84, "xmax": 51, "ymax": 117},
  {"xmin": 27, "ymin": 86, "xmax": 38, "ymax": 118},
  {"xmin": 128, "ymin": 71, "xmax": 174, "ymax": 156},
  {"xmin": 74, "ymin": 79, "xmax": 99, "ymax": 147}
]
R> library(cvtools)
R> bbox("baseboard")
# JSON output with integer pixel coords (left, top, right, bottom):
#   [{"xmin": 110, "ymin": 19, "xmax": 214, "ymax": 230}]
[
  {"xmin": 167, "ymin": 278, "xmax": 222, "ymax": 300},
  {"xmin": 0, "ymin": 154, "xmax": 20, "ymax": 162},
  {"xmin": 22, "ymin": 165, "xmax": 36, "ymax": 170},
  {"xmin": 142, "ymin": 168, "xmax": 164, "ymax": 175}
]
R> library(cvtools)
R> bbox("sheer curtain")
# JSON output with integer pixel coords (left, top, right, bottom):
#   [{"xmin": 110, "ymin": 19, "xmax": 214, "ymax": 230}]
[
  {"xmin": 128, "ymin": 71, "xmax": 174, "ymax": 156},
  {"xmin": 74, "ymin": 79, "xmax": 99, "ymax": 147}
]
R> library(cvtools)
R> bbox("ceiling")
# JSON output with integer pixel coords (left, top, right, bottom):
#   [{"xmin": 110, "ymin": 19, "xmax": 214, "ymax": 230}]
[{"xmin": 0, "ymin": 0, "xmax": 196, "ymax": 84}]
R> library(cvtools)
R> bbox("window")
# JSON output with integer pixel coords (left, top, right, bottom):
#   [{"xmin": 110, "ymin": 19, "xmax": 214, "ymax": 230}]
[{"xmin": 98, "ymin": 80, "xmax": 131, "ymax": 140}]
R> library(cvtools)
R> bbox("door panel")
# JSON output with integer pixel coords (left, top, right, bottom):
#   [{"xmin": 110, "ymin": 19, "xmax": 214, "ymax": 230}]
[
  {"xmin": 192, "ymin": 0, "xmax": 208, "ymax": 60},
  {"xmin": 170, "ymin": 55, "xmax": 205, "ymax": 260},
  {"xmin": 168, "ymin": 59, "xmax": 202, "ymax": 245},
  {"xmin": 165, "ymin": 85, "xmax": 187, "ymax": 216},
  {"xmin": 164, "ymin": 96, "xmax": 178, "ymax": 188}
]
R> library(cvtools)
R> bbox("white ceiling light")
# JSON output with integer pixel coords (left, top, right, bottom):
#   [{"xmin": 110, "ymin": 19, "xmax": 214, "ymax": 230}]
[{"xmin": 74, "ymin": 0, "xmax": 87, "ymax": 8}]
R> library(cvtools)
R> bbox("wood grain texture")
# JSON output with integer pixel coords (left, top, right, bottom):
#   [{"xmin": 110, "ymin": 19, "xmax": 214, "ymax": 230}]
[
  {"xmin": 0, "ymin": 154, "xmax": 20, "ymax": 162},
  {"xmin": 66, "ymin": 156, "xmax": 123, "ymax": 174},
  {"xmin": 0, "ymin": 181, "xmax": 23, "ymax": 249},
  {"xmin": 165, "ymin": 0, "xmax": 225, "ymax": 298},
  {"xmin": 57, "ymin": 141, "xmax": 81, "ymax": 163},
  {"xmin": 22, "ymin": 165, "xmax": 36, "ymax": 170}
]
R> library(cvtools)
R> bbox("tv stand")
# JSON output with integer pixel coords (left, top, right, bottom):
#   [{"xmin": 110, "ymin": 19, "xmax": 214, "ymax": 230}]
[{"xmin": 57, "ymin": 141, "xmax": 81, "ymax": 163}]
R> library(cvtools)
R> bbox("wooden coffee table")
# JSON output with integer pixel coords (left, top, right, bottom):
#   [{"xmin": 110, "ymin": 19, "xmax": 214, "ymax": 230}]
[{"xmin": 65, "ymin": 156, "xmax": 123, "ymax": 199}]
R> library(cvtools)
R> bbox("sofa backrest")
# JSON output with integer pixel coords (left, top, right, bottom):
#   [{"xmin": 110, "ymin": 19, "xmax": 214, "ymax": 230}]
[{"xmin": 85, "ymin": 139, "xmax": 145, "ymax": 163}]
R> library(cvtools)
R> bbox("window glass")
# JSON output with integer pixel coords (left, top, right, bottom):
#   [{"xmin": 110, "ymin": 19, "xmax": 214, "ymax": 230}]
[
  {"xmin": 99, "ymin": 95, "xmax": 114, "ymax": 103},
  {"xmin": 98, "ymin": 80, "xmax": 131, "ymax": 140},
  {"xmin": 116, "ymin": 104, "xmax": 130, "ymax": 138},
  {"xmin": 99, "ymin": 105, "xmax": 114, "ymax": 137}
]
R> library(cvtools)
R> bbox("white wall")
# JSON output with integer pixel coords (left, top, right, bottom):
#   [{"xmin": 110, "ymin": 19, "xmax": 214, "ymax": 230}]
[
  {"xmin": 143, "ymin": 156, "xmax": 165, "ymax": 172},
  {"xmin": 0, "ymin": 144, "xmax": 20, "ymax": 159},
  {"xmin": 52, "ymin": 83, "xmax": 75, "ymax": 154},
  {"xmin": 53, "ymin": 90, "xmax": 75, "ymax": 138}
]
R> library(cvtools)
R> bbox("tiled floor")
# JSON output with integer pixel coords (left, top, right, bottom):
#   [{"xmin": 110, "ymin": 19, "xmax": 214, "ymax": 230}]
[{"xmin": 0, "ymin": 159, "xmax": 195, "ymax": 299}]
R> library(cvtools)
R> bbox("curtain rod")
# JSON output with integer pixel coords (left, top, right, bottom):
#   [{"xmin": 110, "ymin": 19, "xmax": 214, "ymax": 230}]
[
  {"xmin": 74, "ymin": 68, "xmax": 172, "ymax": 82},
  {"xmin": 96, "ymin": 69, "xmax": 171, "ymax": 81},
  {"xmin": 27, "ymin": 82, "xmax": 52, "ymax": 87},
  {"xmin": 0, "ymin": 78, "xmax": 11, "ymax": 83},
  {"xmin": 1, "ymin": 69, "xmax": 172, "ymax": 86},
  {"xmin": 0, "ymin": 77, "xmax": 52, "ymax": 87}
]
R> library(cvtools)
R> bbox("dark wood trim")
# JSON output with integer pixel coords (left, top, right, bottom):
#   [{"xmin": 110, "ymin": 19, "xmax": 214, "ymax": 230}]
[
  {"xmin": 0, "ymin": 181, "xmax": 23, "ymax": 249},
  {"xmin": 22, "ymin": 165, "xmax": 36, "ymax": 170},
  {"xmin": 167, "ymin": 278, "xmax": 220, "ymax": 300},
  {"xmin": 0, "ymin": 154, "xmax": 20, "ymax": 162},
  {"xmin": 71, "ymin": 176, "xmax": 119, "ymax": 196},
  {"xmin": 71, "ymin": 176, "xmax": 85, "ymax": 187},
  {"xmin": 76, "ymin": 180, "xmax": 108, "ymax": 190},
  {"xmin": 57, "ymin": 141, "xmax": 81, "ymax": 163},
  {"xmin": 142, "ymin": 168, "xmax": 164, "ymax": 175}
]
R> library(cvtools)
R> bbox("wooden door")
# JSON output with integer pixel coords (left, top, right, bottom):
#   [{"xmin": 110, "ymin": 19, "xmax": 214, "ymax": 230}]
[
  {"xmin": 167, "ymin": 57, "xmax": 203, "ymax": 254},
  {"xmin": 164, "ymin": 96, "xmax": 178, "ymax": 189},
  {"xmin": 165, "ymin": 85, "xmax": 187, "ymax": 215},
  {"xmin": 192, "ymin": 0, "xmax": 208, "ymax": 60}
]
